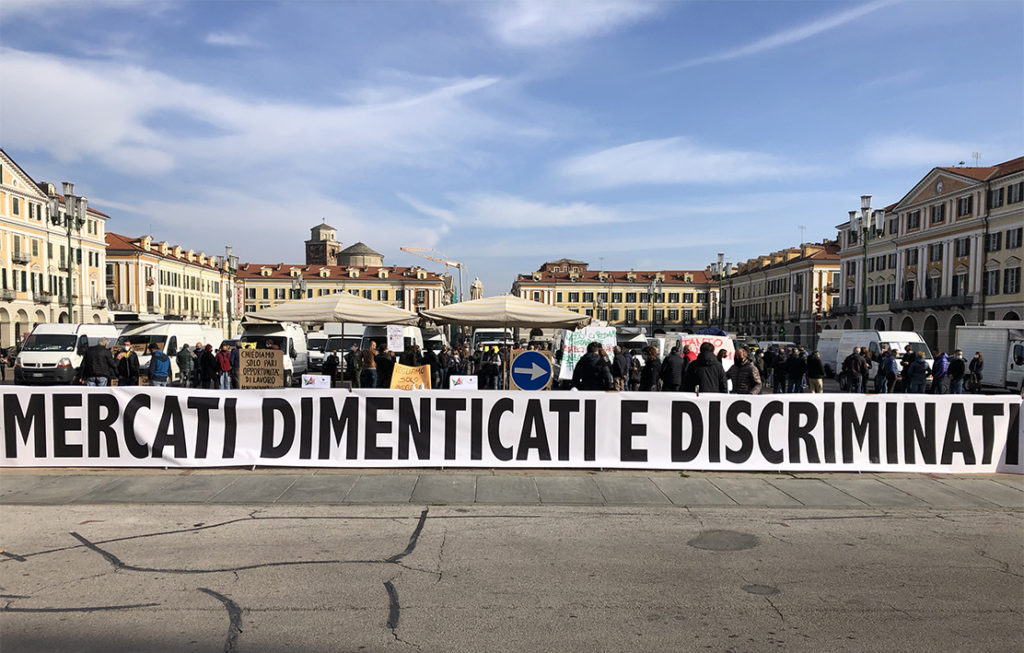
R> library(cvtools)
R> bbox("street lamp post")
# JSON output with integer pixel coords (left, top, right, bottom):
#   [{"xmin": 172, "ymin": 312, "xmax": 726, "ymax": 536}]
[
  {"xmin": 854, "ymin": 195, "xmax": 883, "ymax": 330},
  {"xmin": 49, "ymin": 183, "xmax": 87, "ymax": 323},
  {"xmin": 709, "ymin": 252, "xmax": 729, "ymax": 330},
  {"xmin": 647, "ymin": 278, "xmax": 662, "ymax": 337},
  {"xmin": 224, "ymin": 246, "xmax": 239, "ymax": 338}
]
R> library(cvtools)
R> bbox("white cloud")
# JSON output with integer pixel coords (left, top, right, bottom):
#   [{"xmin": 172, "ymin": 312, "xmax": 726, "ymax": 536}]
[
  {"xmin": 556, "ymin": 137, "xmax": 812, "ymax": 188},
  {"xmin": 401, "ymin": 192, "xmax": 625, "ymax": 228},
  {"xmin": 857, "ymin": 134, "xmax": 979, "ymax": 168},
  {"xmin": 661, "ymin": 0, "xmax": 894, "ymax": 71},
  {"xmin": 485, "ymin": 0, "xmax": 661, "ymax": 47},
  {"xmin": 0, "ymin": 47, "xmax": 509, "ymax": 178},
  {"xmin": 204, "ymin": 32, "xmax": 260, "ymax": 48}
]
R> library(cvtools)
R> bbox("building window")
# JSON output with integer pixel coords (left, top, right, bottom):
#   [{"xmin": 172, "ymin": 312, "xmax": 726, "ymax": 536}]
[
  {"xmin": 682, "ymin": 292, "xmax": 694, "ymax": 303},
  {"xmin": 1007, "ymin": 181, "xmax": 1024, "ymax": 205},
  {"xmin": 986, "ymin": 232, "xmax": 1003, "ymax": 252},
  {"xmin": 868, "ymin": 259, "xmax": 875, "ymax": 273},
  {"xmin": 902, "ymin": 280, "xmax": 915, "ymax": 301},
  {"xmin": 640, "ymin": 292, "xmax": 650, "ymax": 303},
  {"xmin": 697, "ymin": 309, "xmax": 707, "ymax": 322},
  {"xmin": 555, "ymin": 292, "xmax": 563, "ymax": 303},
  {"xmin": 952, "ymin": 273, "xmax": 968, "ymax": 297},
  {"xmin": 983, "ymin": 270, "xmax": 1001, "ymax": 296},
  {"xmin": 668, "ymin": 309, "xmax": 679, "ymax": 321},
  {"xmin": 12, "ymin": 197, "xmax": 19, "ymax": 215},
  {"xmin": 416, "ymin": 289, "xmax": 426, "ymax": 305},
  {"xmin": 888, "ymin": 253, "xmax": 897, "ymax": 268},
  {"xmin": 888, "ymin": 219, "xmax": 898, "ymax": 235},
  {"xmin": 245, "ymin": 288, "xmax": 256, "ymax": 299},
  {"xmin": 582, "ymin": 291, "xmax": 594, "ymax": 303},
  {"xmin": 625, "ymin": 309, "xmax": 636, "ymax": 323},
  {"xmin": 1004, "ymin": 267, "xmax": 1021, "ymax": 294},
  {"xmin": 925, "ymin": 277, "xmax": 942, "ymax": 298},
  {"xmin": 848, "ymin": 229, "xmax": 858, "ymax": 245},
  {"xmin": 906, "ymin": 210, "xmax": 921, "ymax": 230},
  {"xmin": 262, "ymin": 288, "xmax": 268, "ymax": 300},
  {"xmin": 929, "ymin": 244, "xmax": 943, "ymax": 262},
  {"xmin": 275, "ymin": 288, "xmax": 286, "ymax": 299},
  {"xmin": 955, "ymin": 238, "xmax": 970, "ymax": 257},
  {"xmin": 906, "ymin": 249, "xmax": 919, "ymax": 266},
  {"xmin": 568, "ymin": 291, "xmax": 580, "ymax": 302},
  {"xmin": 362, "ymin": 289, "xmax": 372, "ymax": 299},
  {"xmin": 611, "ymin": 292, "xmax": 622, "ymax": 303},
  {"xmin": 377, "ymin": 289, "xmax": 389, "ymax": 302},
  {"xmin": 667, "ymin": 292, "xmax": 679, "ymax": 303},
  {"xmin": 395, "ymin": 289, "xmax": 404, "ymax": 302},
  {"xmin": 597, "ymin": 292, "xmax": 607, "ymax": 303},
  {"xmin": 653, "ymin": 309, "xmax": 664, "ymax": 323},
  {"xmin": 610, "ymin": 309, "xmax": 619, "ymax": 321},
  {"xmin": 1006, "ymin": 227, "xmax": 1023, "ymax": 249},
  {"xmin": 956, "ymin": 196, "xmax": 973, "ymax": 217},
  {"xmin": 639, "ymin": 309, "xmax": 649, "ymax": 321},
  {"xmin": 696, "ymin": 292, "xmax": 707, "ymax": 303},
  {"xmin": 625, "ymin": 292, "xmax": 637, "ymax": 303},
  {"xmin": 987, "ymin": 187, "xmax": 1005, "ymax": 209},
  {"xmin": 930, "ymin": 204, "xmax": 945, "ymax": 224},
  {"xmin": 683, "ymin": 308, "xmax": 693, "ymax": 322}
]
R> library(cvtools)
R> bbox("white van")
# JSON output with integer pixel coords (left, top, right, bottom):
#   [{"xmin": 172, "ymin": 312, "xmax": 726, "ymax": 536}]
[
  {"xmin": 116, "ymin": 322, "xmax": 223, "ymax": 380},
  {"xmin": 360, "ymin": 325, "xmax": 424, "ymax": 354},
  {"xmin": 306, "ymin": 332, "xmax": 330, "ymax": 372},
  {"xmin": 471, "ymin": 328, "xmax": 514, "ymax": 350},
  {"xmin": 239, "ymin": 321, "xmax": 309, "ymax": 386},
  {"xmin": 15, "ymin": 323, "xmax": 120, "ymax": 385},
  {"xmin": 817, "ymin": 330, "xmax": 933, "ymax": 379}
]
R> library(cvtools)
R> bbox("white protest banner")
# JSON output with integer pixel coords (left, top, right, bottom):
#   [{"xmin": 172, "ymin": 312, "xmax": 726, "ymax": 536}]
[
  {"xmin": 2, "ymin": 389, "xmax": 1020, "ymax": 474},
  {"xmin": 387, "ymin": 325, "xmax": 404, "ymax": 353},
  {"xmin": 449, "ymin": 375, "xmax": 478, "ymax": 390},
  {"xmin": 558, "ymin": 327, "xmax": 617, "ymax": 381},
  {"xmin": 301, "ymin": 375, "xmax": 332, "ymax": 389}
]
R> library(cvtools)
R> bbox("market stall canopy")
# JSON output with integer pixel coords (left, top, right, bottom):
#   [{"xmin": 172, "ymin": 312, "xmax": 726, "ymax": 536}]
[
  {"xmin": 419, "ymin": 294, "xmax": 592, "ymax": 329},
  {"xmin": 246, "ymin": 293, "xmax": 420, "ymax": 325}
]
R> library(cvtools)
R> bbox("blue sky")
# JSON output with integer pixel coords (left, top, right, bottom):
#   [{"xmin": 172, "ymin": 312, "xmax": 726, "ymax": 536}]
[{"xmin": 2, "ymin": 0, "xmax": 1022, "ymax": 297}]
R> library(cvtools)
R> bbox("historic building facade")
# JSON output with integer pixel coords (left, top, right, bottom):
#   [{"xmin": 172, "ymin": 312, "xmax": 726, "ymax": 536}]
[
  {"xmin": 511, "ymin": 259, "xmax": 717, "ymax": 332},
  {"xmin": 833, "ymin": 156, "xmax": 1023, "ymax": 352},
  {"xmin": 105, "ymin": 233, "xmax": 236, "ymax": 335},
  {"xmin": 720, "ymin": 240, "xmax": 840, "ymax": 348},
  {"xmin": 0, "ymin": 149, "xmax": 110, "ymax": 347}
]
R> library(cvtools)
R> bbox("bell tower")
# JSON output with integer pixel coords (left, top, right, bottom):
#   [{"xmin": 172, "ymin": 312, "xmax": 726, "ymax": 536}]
[{"xmin": 305, "ymin": 222, "xmax": 341, "ymax": 266}]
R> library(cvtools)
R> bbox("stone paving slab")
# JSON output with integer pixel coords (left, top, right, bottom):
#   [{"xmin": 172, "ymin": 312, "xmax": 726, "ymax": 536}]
[
  {"xmin": 707, "ymin": 478, "xmax": 802, "ymax": 507},
  {"xmin": 593, "ymin": 476, "xmax": 671, "ymax": 505},
  {"xmin": 649, "ymin": 477, "xmax": 737, "ymax": 505},
  {"xmin": 142, "ymin": 474, "xmax": 242, "ymax": 503},
  {"xmin": 411, "ymin": 474, "xmax": 477, "ymax": 504},
  {"xmin": 766, "ymin": 478, "xmax": 867, "ymax": 507},
  {"xmin": 345, "ymin": 474, "xmax": 418, "ymax": 503},
  {"xmin": 932, "ymin": 478, "xmax": 1024, "ymax": 509},
  {"xmin": 879, "ymin": 478, "xmax": 999, "ymax": 508},
  {"xmin": 207, "ymin": 474, "xmax": 300, "ymax": 503},
  {"xmin": 70, "ymin": 475, "xmax": 185, "ymax": 503},
  {"xmin": 1, "ymin": 475, "xmax": 121, "ymax": 504},
  {"xmin": 275, "ymin": 474, "xmax": 358, "ymax": 504},
  {"xmin": 535, "ymin": 476, "xmax": 604, "ymax": 504},
  {"xmin": 825, "ymin": 478, "xmax": 927, "ymax": 507},
  {"xmin": 475, "ymin": 475, "xmax": 538, "ymax": 504}
]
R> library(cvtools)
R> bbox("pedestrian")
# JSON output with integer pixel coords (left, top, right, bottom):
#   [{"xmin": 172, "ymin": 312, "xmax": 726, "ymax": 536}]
[
  {"xmin": 682, "ymin": 341, "xmax": 728, "ymax": 393},
  {"xmin": 148, "ymin": 341, "xmax": 172, "ymax": 387},
  {"xmin": 930, "ymin": 349, "xmax": 949, "ymax": 394},
  {"xmin": 612, "ymin": 346, "xmax": 629, "ymax": 391},
  {"xmin": 191, "ymin": 342, "xmax": 203, "ymax": 388},
  {"xmin": 660, "ymin": 346, "xmax": 685, "ymax": 392},
  {"xmin": 216, "ymin": 344, "xmax": 232, "ymax": 389},
  {"xmin": 176, "ymin": 342, "xmax": 195, "ymax": 387},
  {"xmin": 858, "ymin": 346, "xmax": 872, "ymax": 393},
  {"xmin": 639, "ymin": 346, "xmax": 662, "ymax": 392},
  {"xmin": 628, "ymin": 352, "xmax": 642, "ymax": 391},
  {"xmin": 199, "ymin": 344, "xmax": 217, "ymax": 389},
  {"xmin": 727, "ymin": 347, "xmax": 761, "ymax": 394},
  {"xmin": 872, "ymin": 346, "xmax": 888, "ymax": 392},
  {"xmin": 81, "ymin": 337, "xmax": 117, "ymax": 386},
  {"xmin": 377, "ymin": 346, "xmax": 396, "ymax": 389},
  {"xmin": 879, "ymin": 348, "xmax": 899, "ymax": 393},
  {"xmin": 360, "ymin": 341, "xmax": 378, "ymax": 389},
  {"xmin": 322, "ymin": 349, "xmax": 340, "ymax": 387},
  {"xmin": 906, "ymin": 351, "xmax": 931, "ymax": 394},
  {"xmin": 229, "ymin": 344, "xmax": 240, "ymax": 389},
  {"xmin": 805, "ymin": 350, "xmax": 825, "ymax": 393},
  {"xmin": 898, "ymin": 345, "xmax": 917, "ymax": 392},
  {"xmin": 0, "ymin": 348, "xmax": 7, "ymax": 382},
  {"xmin": 786, "ymin": 348, "xmax": 807, "ymax": 394},
  {"xmin": 345, "ymin": 343, "xmax": 361, "ymax": 388},
  {"xmin": 572, "ymin": 342, "xmax": 611, "ymax": 391},
  {"xmin": 118, "ymin": 340, "xmax": 140, "ymax": 386},
  {"xmin": 948, "ymin": 349, "xmax": 966, "ymax": 394},
  {"xmin": 968, "ymin": 352, "xmax": 984, "ymax": 392},
  {"xmin": 772, "ymin": 349, "xmax": 788, "ymax": 393},
  {"xmin": 841, "ymin": 347, "xmax": 865, "ymax": 393},
  {"xmin": 753, "ymin": 350, "xmax": 766, "ymax": 384}
]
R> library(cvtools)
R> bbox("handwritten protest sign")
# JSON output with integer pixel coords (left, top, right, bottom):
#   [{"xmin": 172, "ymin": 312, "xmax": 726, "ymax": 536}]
[
  {"xmin": 239, "ymin": 348, "xmax": 283, "ymax": 388},
  {"xmin": 557, "ymin": 327, "xmax": 617, "ymax": 381},
  {"xmin": 390, "ymin": 363, "xmax": 432, "ymax": 390},
  {"xmin": 387, "ymin": 325, "xmax": 404, "ymax": 353}
]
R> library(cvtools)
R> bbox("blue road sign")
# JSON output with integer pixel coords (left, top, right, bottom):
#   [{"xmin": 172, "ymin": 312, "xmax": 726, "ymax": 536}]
[{"xmin": 510, "ymin": 350, "xmax": 553, "ymax": 391}]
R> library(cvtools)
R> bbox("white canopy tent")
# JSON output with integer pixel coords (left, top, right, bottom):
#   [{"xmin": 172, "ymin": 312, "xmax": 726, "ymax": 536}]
[
  {"xmin": 419, "ymin": 294, "xmax": 592, "ymax": 329},
  {"xmin": 245, "ymin": 293, "xmax": 420, "ymax": 325}
]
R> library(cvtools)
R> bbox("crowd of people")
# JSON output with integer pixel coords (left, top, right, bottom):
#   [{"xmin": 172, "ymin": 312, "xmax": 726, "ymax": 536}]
[{"xmin": 71, "ymin": 338, "xmax": 245, "ymax": 388}]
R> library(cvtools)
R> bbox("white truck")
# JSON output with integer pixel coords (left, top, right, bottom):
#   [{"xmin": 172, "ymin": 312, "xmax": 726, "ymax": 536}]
[
  {"xmin": 816, "ymin": 330, "xmax": 933, "ymax": 379},
  {"xmin": 955, "ymin": 321, "xmax": 1024, "ymax": 393},
  {"xmin": 115, "ymin": 322, "xmax": 223, "ymax": 380},
  {"xmin": 14, "ymin": 323, "xmax": 120, "ymax": 385},
  {"xmin": 239, "ymin": 321, "xmax": 309, "ymax": 386},
  {"xmin": 360, "ymin": 325, "xmax": 424, "ymax": 354}
]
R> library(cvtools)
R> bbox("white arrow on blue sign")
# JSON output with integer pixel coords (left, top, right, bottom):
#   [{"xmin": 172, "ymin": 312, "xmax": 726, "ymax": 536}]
[{"xmin": 510, "ymin": 350, "xmax": 553, "ymax": 391}]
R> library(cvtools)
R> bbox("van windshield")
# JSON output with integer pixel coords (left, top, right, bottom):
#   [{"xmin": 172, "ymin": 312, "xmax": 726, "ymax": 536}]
[
  {"xmin": 240, "ymin": 335, "xmax": 286, "ymax": 350},
  {"xmin": 325, "ymin": 337, "xmax": 360, "ymax": 352},
  {"xmin": 883, "ymin": 341, "xmax": 933, "ymax": 359},
  {"xmin": 116, "ymin": 335, "xmax": 166, "ymax": 350},
  {"xmin": 307, "ymin": 336, "xmax": 329, "ymax": 350},
  {"xmin": 23, "ymin": 334, "xmax": 77, "ymax": 352}
]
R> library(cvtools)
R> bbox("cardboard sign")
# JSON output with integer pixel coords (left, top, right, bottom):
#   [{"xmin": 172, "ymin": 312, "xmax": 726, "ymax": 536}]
[
  {"xmin": 239, "ymin": 348, "xmax": 284, "ymax": 388},
  {"xmin": 449, "ymin": 375, "xmax": 478, "ymax": 390},
  {"xmin": 390, "ymin": 363, "xmax": 432, "ymax": 390},
  {"xmin": 387, "ymin": 325, "xmax": 404, "ymax": 353},
  {"xmin": 558, "ymin": 327, "xmax": 617, "ymax": 381},
  {"xmin": 301, "ymin": 374, "xmax": 331, "ymax": 389}
]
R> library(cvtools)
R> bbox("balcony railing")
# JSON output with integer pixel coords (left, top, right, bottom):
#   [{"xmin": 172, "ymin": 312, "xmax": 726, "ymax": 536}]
[
  {"xmin": 93, "ymin": 298, "xmax": 107, "ymax": 309},
  {"xmin": 1, "ymin": 288, "xmax": 16, "ymax": 301},
  {"xmin": 11, "ymin": 251, "xmax": 30, "ymax": 264},
  {"xmin": 58, "ymin": 261, "xmax": 70, "ymax": 271},
  {"xmin": 57, "ymin": 295, "xmax": 72, "ymax": 305},
  {"xmin": 830, "ymin": 304, "xmax": 859, "ymax": 316},
  {"xmin": 34, "ymin": 292, "xmax": 53, "ymax": 304},
  {"xmin": 889, "ymin": 296, "xmax": 974, "ymax": 312},
  {"xmin": 111, "ymin": 302, "xmax": 133, "ymax": 312}
]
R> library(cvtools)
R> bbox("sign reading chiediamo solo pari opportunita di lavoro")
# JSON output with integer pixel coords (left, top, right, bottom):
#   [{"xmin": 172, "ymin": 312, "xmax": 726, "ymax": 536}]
[
  {"xmin": 238, "ymin": 349, "xmax": 284, "ymax": 389},
  {"xmin": 1, "ymin": 388, "xmax": 1020, "ymax": 474}
]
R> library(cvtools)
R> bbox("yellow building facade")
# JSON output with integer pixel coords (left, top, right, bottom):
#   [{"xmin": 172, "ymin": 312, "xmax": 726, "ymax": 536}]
[{"xmin": 1, "ymin": 149, "xmax": 110, "ymax": 347}]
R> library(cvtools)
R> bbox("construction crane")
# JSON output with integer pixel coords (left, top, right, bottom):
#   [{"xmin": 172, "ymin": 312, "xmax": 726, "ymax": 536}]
[{"xmin": 400, "ymin": 246, "xmax": 466, "ymax": 304}]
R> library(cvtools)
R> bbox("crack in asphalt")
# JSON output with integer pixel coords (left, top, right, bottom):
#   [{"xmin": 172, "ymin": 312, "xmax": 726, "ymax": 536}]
[
  {"xmin": 383, "ymin": 579, "xmax": 420, "ymax": 649},
  {"xmin": 1, "ymin": 601, "xmax": 160, "ymax": 613},
  {"xmin": 976, "ymin": 548, "xmax": 1024, "ymax": 578},
  {"xmin": 387, "ymin": 509, "xmax": 429, "ymax": 563},
  {"xmin": 199, "ymin": 587, "xmax": 243, "ymax": 653},
  {"xmin": 765, "ymin": 597, "xmax": 785, "ymax": 622}
]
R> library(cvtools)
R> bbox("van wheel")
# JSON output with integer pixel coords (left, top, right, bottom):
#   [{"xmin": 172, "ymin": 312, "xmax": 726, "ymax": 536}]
[{"xmin": 283, "ymin": 372, "xmax": 292, "ymax": 388}]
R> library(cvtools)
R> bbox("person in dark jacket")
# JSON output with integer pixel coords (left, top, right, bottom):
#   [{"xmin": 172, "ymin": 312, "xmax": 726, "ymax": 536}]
[
  {"xmin": 786, "ymin": 350, "xmax": 807, "ymax": 393},
  {"xmin": 906, "ymin": 351, "xmax": 931, "ymax": 393},
  {"xmin": 682, "ymin": 342, "xmax": 728, "ymax": 393},
  {"xmin": 377, "ymin": 347, "xmax": 396, "ymax": 389},
  {"xmin": 841, "ymin": 348, "xmax": 866, "ymax": 393},
  {"xmin": 612, "ymin": 346, "xmax": 630, "ymax": 391},
  {"xmin": 81, "ymin": 338, "xmax": 117, "ymax": 386},
  {"xmin": 639, "ymin": 346, "xmax": 662, "ymax": 392},
  {"xmin": 727, "ymin": 347, "xmax": 761, "ymax": 394},
  {"xmin": 199, "ymin": 344, "xmax": 217, "ymax": 389},
  {"xmin": 148, "ymin": 342, "xmax": 172, "ymax": 387},
  {"xmin": 322, "ymin": 350, "xmax": 340, "ymax": 387},
  {"xmin": 772, "ymin": 349, "xmax": 788, "ymax": 393},
  {"xmin": 117, "ymin": 339, "xmax": 140, "ymax": 386},
  {"xmin": 660, "ymin": 347, "xmax": 686, "ymax": 391},
  {"xmin": 572, "ymin": 342, "xmax": 610, "ymax": 391},
  {"xmin": 968, "ymin": 352, "xmax": 984, "ymax": 392},
  {"xmin": 948, "ymin": 349, "xmax": 966, "ymax": 394},
  {"xmin": 805, "ymin": 350, "xmax": 825, "ymax": 393}
]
